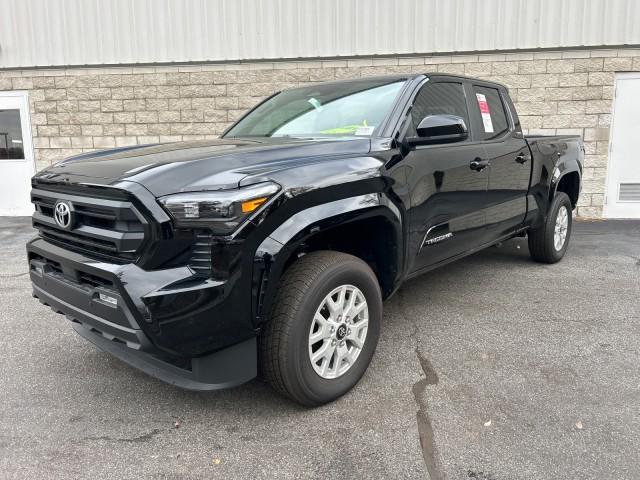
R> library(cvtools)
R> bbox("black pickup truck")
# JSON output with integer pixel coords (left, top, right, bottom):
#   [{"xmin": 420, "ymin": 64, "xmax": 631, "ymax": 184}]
[{"xmin": 28, "ymin": 74, "xmax": 583, "ymax": 406}]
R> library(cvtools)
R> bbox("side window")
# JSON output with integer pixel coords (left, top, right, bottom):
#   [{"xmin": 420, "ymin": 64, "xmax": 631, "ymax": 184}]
[
  {"xmin": 408, "ymin": 82, "xmax": 469, "ymax": 138},
  {"xmin": 472, "ymin": 86, "xmax": 510, "ymax": 140}
]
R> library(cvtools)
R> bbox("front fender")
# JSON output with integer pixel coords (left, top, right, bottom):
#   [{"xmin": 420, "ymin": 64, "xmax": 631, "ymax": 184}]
[{"xmin": 252, "ymin": 193, "xmax": 403, "ymax": 327}]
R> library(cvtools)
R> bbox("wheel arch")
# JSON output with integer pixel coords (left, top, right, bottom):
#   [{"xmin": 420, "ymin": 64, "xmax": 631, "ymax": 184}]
[
  {"xmin": 547, "ymin": 140, "xmax": 583, "ymax": 212},
  {"xmin": 554, "ymin": 170, "xmax": 581, "ymax": 208},
  {"xmin": 252, "ymin": 194, "xmax": 404, "ymax": 329}
]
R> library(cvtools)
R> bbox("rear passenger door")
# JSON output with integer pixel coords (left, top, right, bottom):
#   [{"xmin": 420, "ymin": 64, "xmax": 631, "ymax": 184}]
[{"xmin": 468, "ymin": 84, "xmax": 531, "ymax": 239}]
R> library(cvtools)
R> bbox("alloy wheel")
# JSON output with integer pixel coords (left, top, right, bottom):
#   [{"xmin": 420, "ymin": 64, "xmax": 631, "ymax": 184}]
[
  {"xmin": 308, "ymin": 285, "xmax": 369, "ymax": 379},
  {"xmin": 554, "ymin": 205, "xmax": 569, "ymax": 251}
]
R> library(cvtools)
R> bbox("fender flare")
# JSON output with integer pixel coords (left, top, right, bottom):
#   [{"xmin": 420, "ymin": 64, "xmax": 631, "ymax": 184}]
[
  {"xmin": 548, "ymin": 158, "xmax": 582, "ymax": 209},
  {"xmin": 251, "ymin": 193, "xmax": 403, "ymax": 328}
]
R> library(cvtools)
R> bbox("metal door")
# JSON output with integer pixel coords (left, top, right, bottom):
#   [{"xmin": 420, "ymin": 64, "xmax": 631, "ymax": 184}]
[
  {"xmin": 0, "ymin": 92, "xmax": 35, "ymax": 216},
  {"xmin": 605, "ymin": 74, "xmax": 640, "ymax": 218}
]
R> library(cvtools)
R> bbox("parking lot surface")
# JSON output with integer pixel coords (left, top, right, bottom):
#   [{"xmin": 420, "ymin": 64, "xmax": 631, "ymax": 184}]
[{"xmin": 1, "ymin": 217, "xmax": 639, "ymax": 479}]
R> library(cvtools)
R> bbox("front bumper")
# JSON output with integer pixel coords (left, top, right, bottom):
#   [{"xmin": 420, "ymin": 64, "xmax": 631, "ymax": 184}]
[
  {"xmin": 27, "ymin": 237, "xmax": 257, "ymax": 390},
  {"xmin": 73, "ymin": 323, "xmax": 256, "ymax": 390}
]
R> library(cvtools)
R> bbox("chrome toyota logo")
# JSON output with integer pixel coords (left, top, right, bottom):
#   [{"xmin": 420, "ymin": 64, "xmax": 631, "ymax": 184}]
[{"xmin": 53, "ymin": 201, "xmax": 74, "ymax": 229}]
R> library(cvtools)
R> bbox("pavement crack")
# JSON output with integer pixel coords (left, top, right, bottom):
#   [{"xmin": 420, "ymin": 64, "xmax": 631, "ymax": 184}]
[
  {"xmin": 416, "ymin": 348, "xmax": 439, "ymax": 386},
  {"xmin": 83, "ymin": 428, "xmax": 163, "ymax": 443},
  {"xmin": 397, "ymin": 289, "xmax": 446, "ymax": 480},
  {"xmin": 413, "ymin": 379, "xmax": 444, "ymax": 480}
]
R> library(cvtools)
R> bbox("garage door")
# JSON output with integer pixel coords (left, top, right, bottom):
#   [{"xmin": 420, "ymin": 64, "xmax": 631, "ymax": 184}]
[
  {"xmin": 605, "ymin": 74, "xmax": 640, "ymax": 218},
  {"xmin": 0, "ymin": 91, "xmax": 35, "ymax": 216}
]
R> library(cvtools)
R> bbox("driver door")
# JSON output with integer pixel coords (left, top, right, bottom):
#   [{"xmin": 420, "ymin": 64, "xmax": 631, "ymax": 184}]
[{"xmin": 402, "ymin": 80, "xmax": 490, "ymax": 274}]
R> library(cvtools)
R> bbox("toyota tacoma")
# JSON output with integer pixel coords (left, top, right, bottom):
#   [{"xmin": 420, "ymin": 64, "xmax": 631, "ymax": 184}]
[{"xmin": 27, "ymin": 74, "xmax": 583, "ymax": 405}]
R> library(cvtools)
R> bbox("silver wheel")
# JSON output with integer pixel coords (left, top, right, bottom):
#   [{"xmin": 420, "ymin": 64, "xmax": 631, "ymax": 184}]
[
  {"xmin": 308, "ymin": 284, "xmax": 369, "ymax": 380},
  {"xmin": 554, "ymin": 205, "xmax": 569, "ymax": 251}
]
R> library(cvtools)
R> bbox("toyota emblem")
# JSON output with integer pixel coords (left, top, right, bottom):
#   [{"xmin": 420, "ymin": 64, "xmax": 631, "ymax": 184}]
[{"xmin": 53, "ymin": 201, "xmax": 74, "ymax": 229}]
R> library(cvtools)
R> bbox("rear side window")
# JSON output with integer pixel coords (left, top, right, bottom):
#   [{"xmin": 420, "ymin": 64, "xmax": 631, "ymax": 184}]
[
  {"xmin": 472, "ymin": 86, "xmax": 510, "ymax": 140},
  {"xmin": 408, "ymin": 82, "xmax": 469, "ymax": 138}
]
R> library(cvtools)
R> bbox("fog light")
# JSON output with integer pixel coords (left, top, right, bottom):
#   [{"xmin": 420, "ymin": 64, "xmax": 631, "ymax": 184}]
[
  {"xmin": 98, "ymin": 292, "xmax": 118, "ymax": 307},
  {"xmin": 33, "ymin": 265, "xmax": 43, "ymax": 275}
]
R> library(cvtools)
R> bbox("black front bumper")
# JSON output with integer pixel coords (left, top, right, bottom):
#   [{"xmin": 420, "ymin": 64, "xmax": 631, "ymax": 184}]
[{"xmin": 28, "ymin": 237, "xmax": 257, "ymax": 391}]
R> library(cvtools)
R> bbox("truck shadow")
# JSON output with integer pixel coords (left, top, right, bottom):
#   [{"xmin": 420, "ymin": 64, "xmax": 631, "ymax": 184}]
[
  {"xmin": 74, "ymin": 238, "xmax": 537, "ymax": 412},
  {"xmin": 35, "ymin": 234, "xmax": 552, "ymax": 423}
]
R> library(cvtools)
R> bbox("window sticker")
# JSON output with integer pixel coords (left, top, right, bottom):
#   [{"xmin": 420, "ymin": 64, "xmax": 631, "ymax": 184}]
[
  {"xmin": 355, "ymin": 125, "xmax": 375, "ymax": 136},
  {"xmin": 307, "ymin": 97, "xmax": 323, "ymax": 111},
  {"xmin": 475, "ymin": 93, "xmax": 494, "ymax": 133}
]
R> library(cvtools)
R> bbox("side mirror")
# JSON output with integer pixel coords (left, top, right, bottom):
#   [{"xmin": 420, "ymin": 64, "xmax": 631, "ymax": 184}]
[{"xmin": 407, "ymin": 114, "xmax": 469, "ymax": 146}]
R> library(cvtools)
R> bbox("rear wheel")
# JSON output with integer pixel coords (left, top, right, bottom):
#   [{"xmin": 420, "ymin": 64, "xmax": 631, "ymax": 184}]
[
  {"xmin": 259, "ymin": 251, "xmax": 382, "ymax": 406},
  {"xmin": 528, "ymin": 192, "xmax": 573, "ymax": 263}
]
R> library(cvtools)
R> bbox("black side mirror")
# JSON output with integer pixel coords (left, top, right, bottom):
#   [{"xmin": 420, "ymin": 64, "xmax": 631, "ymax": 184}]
[{"xmin": 407, "ymin": 114, "xmax": 469, "ymax": 146}]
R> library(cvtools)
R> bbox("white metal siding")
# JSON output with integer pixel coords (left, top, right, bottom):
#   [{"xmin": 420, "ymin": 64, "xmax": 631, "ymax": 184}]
[{"xmin": 1, "ymin": 0, "xmax": 639, "ymax": 68}]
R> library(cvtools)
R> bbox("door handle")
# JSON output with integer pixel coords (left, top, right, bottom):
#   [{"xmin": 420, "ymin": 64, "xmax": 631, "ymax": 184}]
[
  {"xmin": 515, "ymin": 153, "xmax": 531, "ymax": 164},
  {"xmin": 470, "ymin": 158, "xmax": 490, "ymax": 171}
]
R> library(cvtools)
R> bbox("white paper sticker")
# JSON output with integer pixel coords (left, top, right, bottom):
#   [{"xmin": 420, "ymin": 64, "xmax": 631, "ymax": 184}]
[
  {"xmin": 308, "ymin": 97, "xmax": 323, "ymax": 111},
  {"xmin": 476, "ymin": 93, "xmax": 494, "ymax": 133},
  {"xmin": 355, "ymin": 126, "xmax": 375, "ymax": 136}
]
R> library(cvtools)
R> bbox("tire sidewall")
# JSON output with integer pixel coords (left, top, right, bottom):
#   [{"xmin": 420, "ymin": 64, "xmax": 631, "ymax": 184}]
[{"xmin": 286, "ymin": 259, "xmax": 382, "ymax": 405}]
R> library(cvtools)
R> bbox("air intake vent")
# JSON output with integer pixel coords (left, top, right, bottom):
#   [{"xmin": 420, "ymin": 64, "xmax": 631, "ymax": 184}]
[
  {"xmin": 619, "ymin": 183, "xmax": 640, "ymax": 202},
  {"xmin": 190, "ymin": 233, "xmax": 212, "ymax": 273}
]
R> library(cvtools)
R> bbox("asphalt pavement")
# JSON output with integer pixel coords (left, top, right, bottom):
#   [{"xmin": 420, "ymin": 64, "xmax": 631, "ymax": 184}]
[{"xmin": 1, "ymin": 217, "xmax": 638, "ymax": 479}]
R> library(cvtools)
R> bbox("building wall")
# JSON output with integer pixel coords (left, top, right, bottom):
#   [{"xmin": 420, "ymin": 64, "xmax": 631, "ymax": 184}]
[
  {"xmin": 2, "ymin": 0, "xmax": 639, "ymax": 68},
  {"xmin": 2, "ymin": 47, "xmax": 639, "ymax": 216}
]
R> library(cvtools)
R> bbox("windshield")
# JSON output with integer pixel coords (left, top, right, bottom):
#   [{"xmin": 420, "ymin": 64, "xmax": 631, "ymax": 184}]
[{"xmin": 224, "ymin": 78, "xmax": 406, "ymax": 138}]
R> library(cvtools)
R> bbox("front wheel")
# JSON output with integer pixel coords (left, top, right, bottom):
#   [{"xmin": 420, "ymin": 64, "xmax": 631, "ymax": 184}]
[
  {"xmin": 528, "ymin": 192, "xmax": 573, "ymax": 263},
  {"xmin": 259, "ymin": 251, "xmax": 382, "ymax": 406}
]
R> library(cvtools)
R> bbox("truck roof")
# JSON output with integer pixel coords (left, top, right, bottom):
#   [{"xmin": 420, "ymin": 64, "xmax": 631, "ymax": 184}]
[{"xmin": 287, "ymin": 73, "xmax": 508, "ymax": 91}]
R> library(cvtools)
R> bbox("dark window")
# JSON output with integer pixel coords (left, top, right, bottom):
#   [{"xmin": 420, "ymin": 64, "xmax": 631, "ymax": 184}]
[
  {"xmin": 408, "ymin": 82, "xmax": 469, "ymax": 138},
  {"xmin": 0, "ymin": 109, "xmax": 25, "ymax": 160},
  {"xmin": 472, "ymin": 86, "xmax": 510, "ymax": 140}
]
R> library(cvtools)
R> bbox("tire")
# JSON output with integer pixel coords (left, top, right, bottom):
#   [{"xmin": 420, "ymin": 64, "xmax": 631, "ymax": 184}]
[
  {"xmin": 259, "ymin": 251, "xmax": 382, "ymax": 406},
  {"xmin": 528, "ymin": 192, "xmax": 573, "ymax": 264}
]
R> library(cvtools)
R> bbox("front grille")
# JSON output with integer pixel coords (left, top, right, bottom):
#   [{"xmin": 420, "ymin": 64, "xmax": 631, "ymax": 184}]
[
  {"xmin": 31, "ymin": 186, "xmax": 147, "ymax": 263},
  {"xmin": 30, "ymin": 252, "xmax": 114, "ymax": 288},
  {"xmin": 78, "ymin": 270, "xmax": 114, "ymax": 289},
  {"xmin": 30, "ymin": 252, "xmax": 63, "ymax": 276}
]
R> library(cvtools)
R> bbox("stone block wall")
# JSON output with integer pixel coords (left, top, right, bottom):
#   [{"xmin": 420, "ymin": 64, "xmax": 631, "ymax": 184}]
[{"xmin": 2, "ymin": 47, "xmax": 639, "ymax": 217}]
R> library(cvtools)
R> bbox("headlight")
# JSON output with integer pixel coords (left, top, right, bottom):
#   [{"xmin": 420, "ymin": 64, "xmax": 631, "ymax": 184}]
[{"xmin": 158, "ymin": 182, "xmax": 280, "ymax": 234}]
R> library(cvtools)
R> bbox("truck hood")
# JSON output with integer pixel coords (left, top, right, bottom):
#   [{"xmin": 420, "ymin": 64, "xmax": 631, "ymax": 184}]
[{"xmin": 35, "ymin": 137, "xmax": 372, "ymax": 197}]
